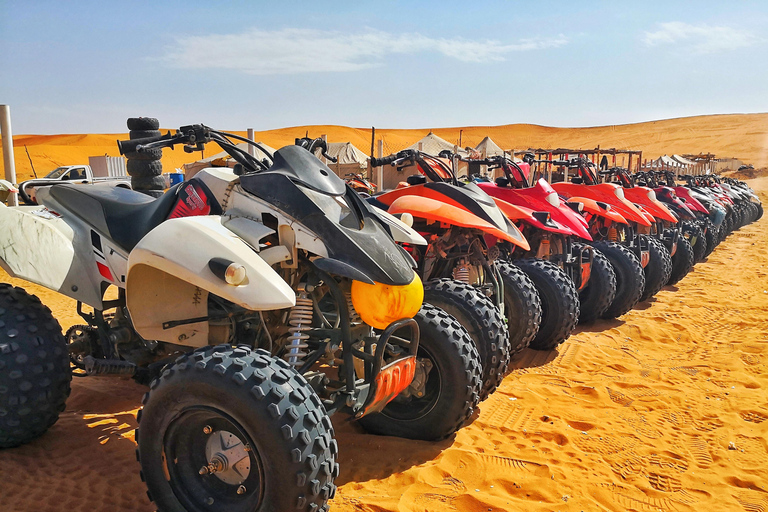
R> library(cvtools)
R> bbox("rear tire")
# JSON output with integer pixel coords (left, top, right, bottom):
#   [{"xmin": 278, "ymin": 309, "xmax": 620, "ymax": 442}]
[
  {"xmin": 592, "ymin": 241, "xmax": 645, "ymax": 319},
  {"xmin": 127, "ymin": 159, "xmax": 163, "ymax": 177},
  {"xmin": 640, "ymin": 236, "xmax": 672, "ymax": 301},
  {"xmin": 514, "ymin": 259, "xmax": 579, "ymax": 351},
  {"xmin": 0, "ymin": 284, "xmax": 71, "ymax": 448},
  {"xmin": 127, "ymin": 117, "xmax": 160, "ymax": 130},
  {"xmin": 496, "ymin": 261, "xmax": 541, "ymax": 355},
  {"xmin": 137, "ymin": 345, "xmax": 337, "ymax": 512},
  {"xmin": 358, "ymin": 304, "xmax": 482, "ymax": 441},
  {"xmin": 668, "ymin": 235, "xmax": 694, "ymax": 285},
  {"xmin": 575, "ymin": 245, "xmax": 617, "ymax": 323},
  {"xmin": 424, "ymin": 279, "xmax": 508, "ymax": 400},
  {"xmin": 132, "ymin": 175, "xmax": 167, "ymax": 191}
]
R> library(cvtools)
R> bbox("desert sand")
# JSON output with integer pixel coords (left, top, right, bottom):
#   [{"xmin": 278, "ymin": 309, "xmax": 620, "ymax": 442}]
[
  {"xmin": 0, "ymin": 174, "xmax": 766, "ymax": 510},
  {"xmin": 3, "ymin": 113, "xmax": 768, "ymax": 183}
]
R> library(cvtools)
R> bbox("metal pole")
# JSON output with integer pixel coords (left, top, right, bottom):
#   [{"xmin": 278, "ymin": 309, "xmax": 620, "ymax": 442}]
[
  {"xmin": 377, "ymin": 139, "xmax": 384, "ymax": 190},
  {"xmin": 246, "ymin": 128, "xmax": 255, "ymax": 156},
  {"xmin": 1, "ymin": 105, "xmax": 18, "ymax": 206}
]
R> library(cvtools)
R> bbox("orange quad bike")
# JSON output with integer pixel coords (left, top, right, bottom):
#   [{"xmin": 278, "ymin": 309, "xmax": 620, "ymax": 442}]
[
  {"xmin": 461, "ymin": 154, "xmax": 586, "ymax": 343},
  {"xmin": 550, "ymin": 158, "xmax": 651, "ymax": 318},
  {"xmin": 368, "ymin": 149, "xmax": 543, "ymax": 397}
]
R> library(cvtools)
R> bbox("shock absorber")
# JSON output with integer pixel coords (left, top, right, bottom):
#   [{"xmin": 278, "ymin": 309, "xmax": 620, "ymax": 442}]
[
  {"xmin": 347, "ymin": 294, "xmax": 362, "ymax": 324},
  {"xmin": 608, "ymin": 226, "xmax": 618, "ymax": 241},
  {"xmin": 284, "ymin": 287, "xmax": 312, "ymax": 368},
  {"xmin": 452, "ymin": 259, "xmax": 471, "ymax": 284}
]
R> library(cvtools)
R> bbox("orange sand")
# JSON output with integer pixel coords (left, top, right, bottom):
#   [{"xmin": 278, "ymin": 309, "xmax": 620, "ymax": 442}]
[
  {"xmin": 3, "ymin": 113, "xmax": 767, "ymax": 182},
  {"xmin": 0, "ymin": 178, "xmax": 766, "ymax": 511}
]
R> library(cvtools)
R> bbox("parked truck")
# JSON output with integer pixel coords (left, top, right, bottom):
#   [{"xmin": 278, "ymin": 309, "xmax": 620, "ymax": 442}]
[{"xmin": 18, "ymin": 157, "xmax": 132, "ymax": 205}]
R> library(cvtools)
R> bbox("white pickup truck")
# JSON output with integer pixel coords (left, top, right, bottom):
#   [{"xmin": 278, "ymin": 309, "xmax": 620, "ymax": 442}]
[{"xmin": 19, "ymin": 162, "xmax": 132, "ymax": 205}]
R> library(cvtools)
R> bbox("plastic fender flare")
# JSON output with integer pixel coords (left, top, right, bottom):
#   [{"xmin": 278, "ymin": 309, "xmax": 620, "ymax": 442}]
[
  {"xmin": 568, "ymin": 196, "xmax": 628, "ymax": 224},
  {"xmin": 492, "ymin": 197, "xmax": 572, "ymax": 235},
  {"xmin": 127, "ymin": 216, "xmax": 296, "ymax": 344},
  {"xmin": 388, "ymin": 195, "xmax": 530, "ymax": 250},
  {"xmin": 369, "ymin": 206, "xmax": 428, "ymax": 245}
]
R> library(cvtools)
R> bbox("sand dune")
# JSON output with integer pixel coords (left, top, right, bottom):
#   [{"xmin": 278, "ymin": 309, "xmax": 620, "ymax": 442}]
[
  {"xmin": 3, "ymin": 113, "xmax": 767, "ymax": 183},
  {"xmin": 0, "ymin": 177, "xmax": 766, "ymax": 511}
]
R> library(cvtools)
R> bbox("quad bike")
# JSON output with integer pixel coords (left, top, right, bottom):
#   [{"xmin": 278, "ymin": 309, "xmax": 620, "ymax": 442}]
[
  {"xmin": 0, "ymin": 123, "xmax": 485, "ymax": 512},
  {"xmin": 549, "ymin": 158, "xmax": 649, "ymax": 318},
  {"xmin": 597, "ymin": 168, "xmax": 678, "ymax": 300},
  {"xmin": 344, "ymin": 173, "xmax": 377, "ymax": 197},
  {"xmin": 630, "ymin": 170, "xmax": 702, "ymax": 284},
  {"xmin": 459, "ymin": 154, "xmax": 594, "ymax": 338},
  {"xmin": 368, "ymin": 149, "xmax": 538, "ymax": 395}
]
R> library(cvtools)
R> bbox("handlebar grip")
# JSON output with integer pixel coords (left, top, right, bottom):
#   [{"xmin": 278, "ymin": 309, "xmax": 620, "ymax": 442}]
[
  {"xmin": 117, "ymin": 133, "xmax": 170, "ymax": 155},
  {"xmin": 371, "ymin": 154, "xmax": 398, "ymax": 167}
]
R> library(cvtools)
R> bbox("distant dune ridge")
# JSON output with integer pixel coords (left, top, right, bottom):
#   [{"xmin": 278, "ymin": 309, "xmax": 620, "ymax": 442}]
[{"xmin": 2, "ymin": 113, "xmax": 767, "ymax": 181}]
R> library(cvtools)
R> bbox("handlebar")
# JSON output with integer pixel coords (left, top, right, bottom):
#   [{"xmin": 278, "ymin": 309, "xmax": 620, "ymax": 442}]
[
  {"xmin": 371, "ymin": 154, "xmax": 399, "ymax": 167},
  {"xmin": 294, "ymin": 137, "xmax": 338, "ymax": 163}
]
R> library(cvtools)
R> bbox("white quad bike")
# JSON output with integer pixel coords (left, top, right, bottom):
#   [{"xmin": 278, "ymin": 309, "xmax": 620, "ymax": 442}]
[{"xmin": 0, "ymin": 124, "xmax": 483, "ymax": 512}]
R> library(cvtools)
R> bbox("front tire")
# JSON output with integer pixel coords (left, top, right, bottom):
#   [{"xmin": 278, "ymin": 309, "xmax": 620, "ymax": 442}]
[
  {"xmin": 358, "ymin": 304, "xmax": 482, "ymax": 441},
  {"xmin": 424, "ymin": 279, "xmax": 508, "ymax": 400},
  {"xmin": 496, "ymin": 261, "xmax": 541, "ymax": 355},
  {"xmin": 640, "ymin": 236, "xmax": 672, "ymax": 301},
  {"xmin": 668, "ymin": 235, "xmax": 694, "ymax": 286},
  {"xmin": 0, "ymin": 284, "xmax": 71, "ymax": 449},
  {"xmin": 574, "ymin": 245, "xmax": 617, "ymax": 323},
  {"xmin": 592, "ymin": 241, "xmax": 645, "ymax": 319},
  {"xmin": 514, "ymin": 259, "xmax": 579, "ymax": 351},
  {"xmin": 137, "ymin": 345, "xmax": 338, "ymax": 512}
]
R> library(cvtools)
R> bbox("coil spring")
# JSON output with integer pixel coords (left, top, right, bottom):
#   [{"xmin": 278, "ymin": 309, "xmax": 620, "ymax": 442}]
[
  {"xmin": 284, "ymin": 289, "xmax": 312, "ymax": 367},
  {"xmin": 608, "ymin": 226, "xmax": 618, "ymax": 241},
  {"xmin": 452, "ymin": 261, "xmax": 471, "ymax": 284},
  {"xmin": 347, "ymin": 294, "xmax": 361, "ymax": 324}
]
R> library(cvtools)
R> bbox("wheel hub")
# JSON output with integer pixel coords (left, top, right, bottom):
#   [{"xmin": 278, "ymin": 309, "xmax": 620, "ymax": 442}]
[{"xmin": 203, "ymin": 430, "xmax": 251, "ymax": 485}]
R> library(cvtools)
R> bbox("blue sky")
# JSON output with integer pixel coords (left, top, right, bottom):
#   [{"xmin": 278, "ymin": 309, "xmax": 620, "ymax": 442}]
[{"xmin": 1, "ymin": 0, "xmax": 767, "ymax": 134}]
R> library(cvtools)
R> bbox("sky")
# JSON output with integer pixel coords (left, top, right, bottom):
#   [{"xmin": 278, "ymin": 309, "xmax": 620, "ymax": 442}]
[{"xmin": 1, "ymin": 0, "xmax": 767, "ymax": 134}]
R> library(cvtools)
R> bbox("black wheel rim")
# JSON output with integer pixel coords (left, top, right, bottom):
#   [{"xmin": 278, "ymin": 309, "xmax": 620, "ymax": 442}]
[
  {"xmin": 163, "ymin": 407, "xmax": 265, "ymax": 512},
  {"xmin": 381, "ymin": 343, "xmax": 442, "ymax": 421}
]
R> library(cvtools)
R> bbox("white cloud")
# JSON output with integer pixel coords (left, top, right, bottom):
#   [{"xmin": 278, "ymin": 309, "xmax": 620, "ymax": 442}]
[
  {"xmin": 643, "ymin": 22, "xmax": 762, "ymax": 53},
  {"xmin": 162, "ymin": 28, "xmax": 567, "ymax": 75}
]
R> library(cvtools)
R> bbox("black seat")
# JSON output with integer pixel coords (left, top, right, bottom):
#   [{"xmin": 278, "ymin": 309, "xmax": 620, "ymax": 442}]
[{"xmin": 48, "ymin": 183, "xmax": 182, "ymax": 252}]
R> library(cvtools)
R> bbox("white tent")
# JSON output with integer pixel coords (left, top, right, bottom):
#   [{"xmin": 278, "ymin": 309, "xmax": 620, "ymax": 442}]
[
  {"xmin": 474, "ymin": 136, "xmax": 506, "ymax": 157},
  {"xmin": 182, "ymin": 142, "xmax": 277, "ymax": 178},
  {"xmin": 672, "ymin": 154, "xmax": 696, "ymax": 166},
  {"xmin": 406, "ymin": 132, "xmax": 466, "ymax": 156},
  {"xmin": 649, "ymin": 155, "xmax": 684, "ymax": 169},
  {"xmin": 326, "ymin": 142, "xmax": 369, "ymax": 169}
]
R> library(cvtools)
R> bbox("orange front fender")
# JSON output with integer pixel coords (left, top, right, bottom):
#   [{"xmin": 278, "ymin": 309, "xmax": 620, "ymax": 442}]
[
  {"xmin": 568, "ymin": 196, "xmax": 628, "ymax": 224},
  {"xmin": 388, "ymin": 195, "xmax": 530, "ymax": 250}
]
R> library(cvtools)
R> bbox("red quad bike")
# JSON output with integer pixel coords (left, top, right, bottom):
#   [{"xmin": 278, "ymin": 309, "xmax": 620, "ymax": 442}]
[
  {"xmin": 597, "ymin": 167, "xmax": 679, "ymax": 299},
  {"xmin": 369, "ymin": 149, "xmax": 545, "ymax": 388},
  {"xmin": 630, "ymin": 170, "xmax": 701, "ymax": 285},
  {"xmin": 463, "ymin": 154, "xmax": 609, "ymax": 337},
  {"xmin": 550, "ymin": 158, "xmax": 649, "ymax": 318}
]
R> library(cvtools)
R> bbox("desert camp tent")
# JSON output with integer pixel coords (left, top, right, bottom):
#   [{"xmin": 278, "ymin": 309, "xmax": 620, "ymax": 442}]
[
  {"xmin": 474, "ymin": 136, "xmax": 506, "ymax": 157},
  {"xmin": 406, "ymin": 132, "xmax": 467, "ymax": 157},
  {"xmin": 648, "ymin": 155, "xmax": 684, "ymax": 169},
  {"xmin": 671, "ymin": 154, "xmax": 696, "ymax": 166},
  {"xmin": 324, "ymin": 142, "xmax": 369, "ymax": 178},
  {"xmin": 182, "ymin": 142, "xmax": 276, "ymax": 178}
]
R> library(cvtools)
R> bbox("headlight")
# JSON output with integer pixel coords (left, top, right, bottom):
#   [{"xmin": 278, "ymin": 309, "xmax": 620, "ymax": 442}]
[
  {"xmin": 351, "ymin": 274, "xmax": 424, "ymax": 329},
  {"xmin": 614, "ymin": 188, "xmax": 625, "ymax": 201},
  {"xmin": 546, "ymin": 191, "xmax": 560, "ymax": 207}
]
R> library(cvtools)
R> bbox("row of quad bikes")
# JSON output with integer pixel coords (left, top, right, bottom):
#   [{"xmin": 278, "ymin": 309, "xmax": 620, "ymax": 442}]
[{"xmin": 0, "ymin": 121, "xmax": 762, "ymax": 512}]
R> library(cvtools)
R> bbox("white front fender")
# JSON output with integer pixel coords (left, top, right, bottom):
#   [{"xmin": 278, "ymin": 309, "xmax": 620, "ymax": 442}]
[{"xmin": 127, "ymin": 216, "xmax": 296, "ymax": 345}]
